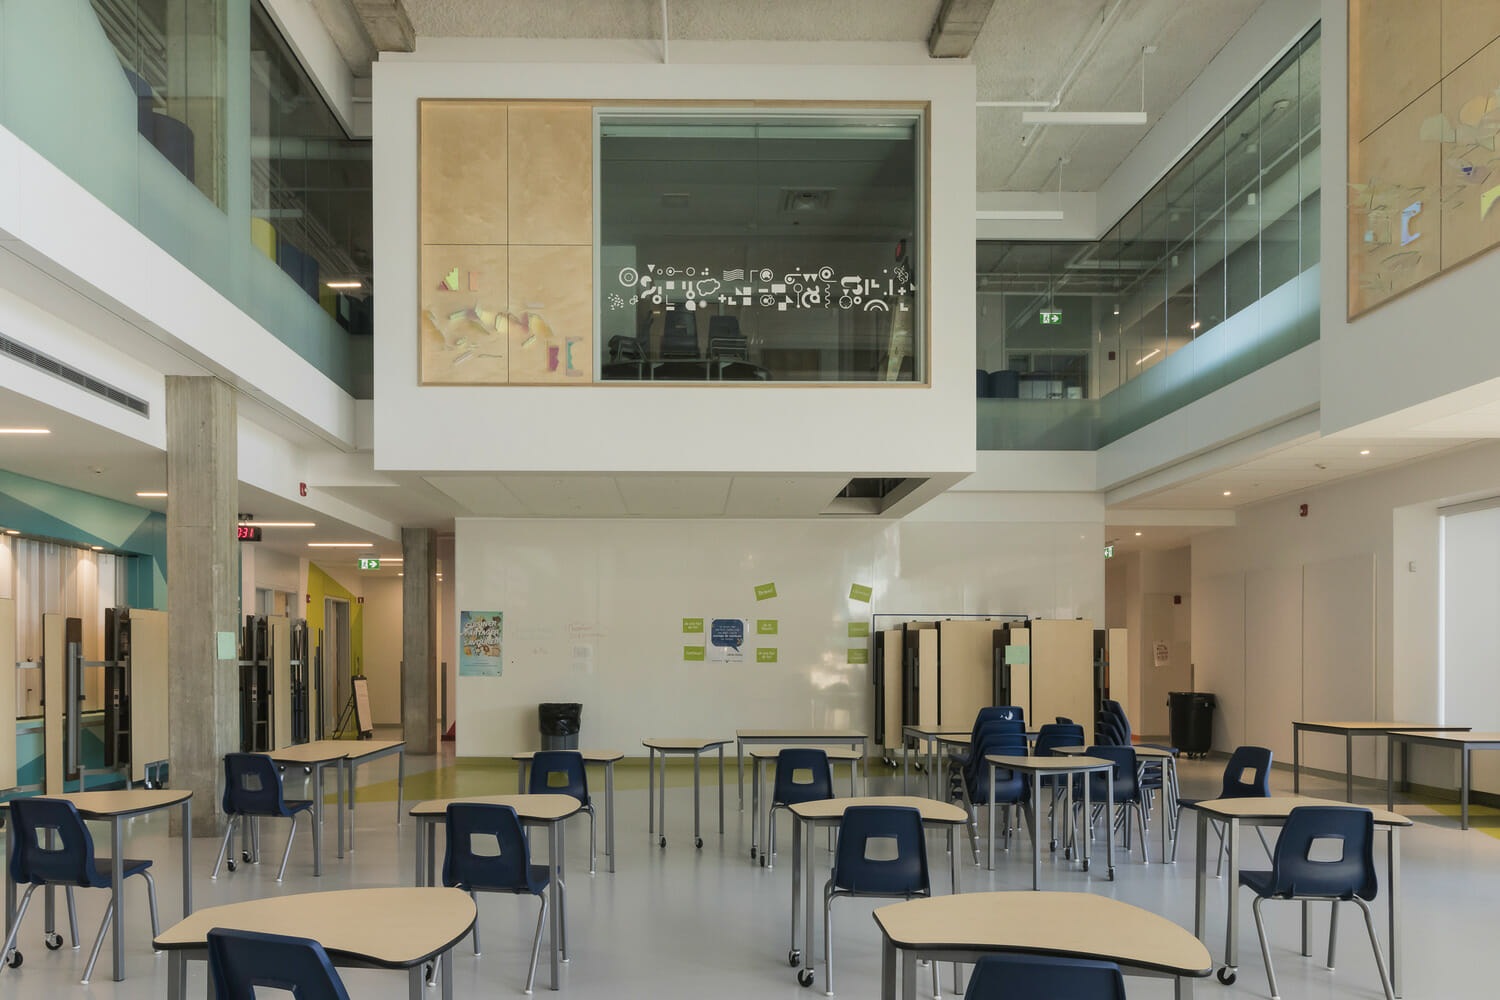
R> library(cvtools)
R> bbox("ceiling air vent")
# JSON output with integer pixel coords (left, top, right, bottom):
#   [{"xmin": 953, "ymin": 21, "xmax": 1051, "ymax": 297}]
[
  {"xmin": 0, "ymin": 332, "xmax": 150, "ymax": 417},
  {"xmin": 823, "ymin": 477, "xmax": 927, "ymax": 516},
  {"xmin": 781, "ymin": 189, "xmax": 832, "ymax": 214}
]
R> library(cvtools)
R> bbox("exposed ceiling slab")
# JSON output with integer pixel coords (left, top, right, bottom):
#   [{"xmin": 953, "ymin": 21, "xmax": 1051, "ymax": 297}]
[
  {"xmin": 928, "ymin": 0, "xmax": 998, "ymax": 58},
  {"xmin": 352, "ymin": 0, "xmax": 416, "ymax": 51}
]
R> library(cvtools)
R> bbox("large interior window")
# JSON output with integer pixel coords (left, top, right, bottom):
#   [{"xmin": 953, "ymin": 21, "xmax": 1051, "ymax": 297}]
[{"xmin": 598, "ymin": 112, "xmax": 924, "ymax": 383}]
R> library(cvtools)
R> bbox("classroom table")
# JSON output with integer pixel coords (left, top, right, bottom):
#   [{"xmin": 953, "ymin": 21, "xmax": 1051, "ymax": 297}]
[
  {"xmin": 341, "ymin": 738, "xmax": 406, "ymax": 850},
  {"xmin": 789, "ymin": 795, "xmax": 966, "ymax": 992},
  {"xmin": 899, "ymin": 725, "xmax": 969, "ymax": 796},
  {"xmin": 154, "ymin": 887, "xmax": 474, "ymax": 1000},
  {"xmin": 735, "ymin": 729, "xmax": 867, "ymax": 809},
  {"xmin": 642, "ymin": 738, "xmax": 730, "ymax": 849},
  {"xmin": 1188, "ymin": 795, "xmax": 1411, "ymax": 995},
  {"xmin": 746, "ymin": 745, "xmax": 861, "ymax": 867},
  {"xmin": 873, "ymin": 891, "xmax": 1212, "ymax": 1000},
  {"xmin": 1055, "ymin": 744, "xmax": 1181, "ymax": 860},
  {"xmin": 409, "ymin": 793, "xmax": 580, "ymax": 991},
  {"xmin": 1386, "ymin": 730, "xmax": 1500, "ymax": 830},
  {"xmin": 513, "ymin": 749, "xmax": 623, "ymax": 873},
  {"xmin": 267, "ymin": 742, "xmax": 349, "ymax": 874},
  {"xmin": 1292, "ymin": 721, "xmax": 1469, "ymax": 802},
  {"xmin": 984, "ymin": 755, "xmax": 1114, "ymax": 886},
  {"xmin": 3, "ymin": 788, "xmax": 193, "ymax": 984}
]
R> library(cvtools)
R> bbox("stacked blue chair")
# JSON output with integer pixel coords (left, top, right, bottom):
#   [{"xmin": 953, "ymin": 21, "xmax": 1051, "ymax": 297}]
[
  {"xmin": 768, "ymin": 748, "xmax": 835, "ymax": 862},
  {"xmin": 527, "ymin": 750, "xmax": 598, "ymax": 873},
  {"xmin": 962, "ymin": 953, "xmax": 1126, "ymax": 999},
  {"xmin": 1172, "ymin": 745, "xmax": 1273, "ymax": 868},
  {"xmin": 945, "ymin": 706, "xmax": 1025, "ymax": 774},
  {"xmin": 213, "ymin": 753, "xmax": 315, "ymax": 882},
  {"xmin": 444, "ymin": 803, "xmax": 551, "ymax": 994},
  {"xmin": 1077, "ymin": 745, "xmax": 1150, "ymax": 862},
  {"xmin": 1031, "ymin": 722, "xmax": 1085, "ymax": 850},
  {"xmin": 207, "ymin": 928, "xmax": 352, "ymax": 1000},
  {"xmin": 950, "ymin": 725, "xmax": 1029, "ymax": 862},
  {"xmin": 1241, "ymin": 806, "xmax": 1395, "ymax": 1000},
  {"xmin": 0, "ymin": 798, "xmax": 160, "ymax": 984},
  {"xmin": 822, "ymin": 805, "xmax": 938, "ymax": 997}
]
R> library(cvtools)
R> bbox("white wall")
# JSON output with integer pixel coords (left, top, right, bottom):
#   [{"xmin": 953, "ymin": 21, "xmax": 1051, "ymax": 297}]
[
  {"xmin": 1440, "ymin": 506, "xmax": 1500, "ymax": 795},
  {"xmin": 361, "ymin": 575, "xmax": 403, "ymax": 725},
  {"xmin": 372, "ymin": 41, "xmax": 975, "ymax": 479},
  {"xmin": 454, "ymin": 515, "xmax": 1103, "ymax": 756}
]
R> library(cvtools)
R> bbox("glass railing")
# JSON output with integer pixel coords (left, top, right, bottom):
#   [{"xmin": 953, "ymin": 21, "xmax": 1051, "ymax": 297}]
[
  {"xmin": 0, "ymin": 0, "xmax": 371, "ymax": 396},
  {"xmin": 976, "ymin": 23, "xmax": 1320, "ymax": 450}
]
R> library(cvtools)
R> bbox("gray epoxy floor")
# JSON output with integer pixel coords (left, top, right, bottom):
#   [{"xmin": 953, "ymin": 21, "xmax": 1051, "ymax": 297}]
[{"xmin": 2, "ymin": 751, "xmax": 1496, "ymax": 999}]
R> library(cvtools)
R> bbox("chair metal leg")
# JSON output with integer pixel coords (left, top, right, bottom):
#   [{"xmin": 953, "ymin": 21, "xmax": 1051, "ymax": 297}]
[
  {"xmin": 1215, "ymin": 820, "xmax": 1227, "ymax": 878},
  {"xmin": 1327, "ymin": 900, "xmax": 1339, "ymax": 970},
  {"xmin": 1, "ymin": 885, "xmax": 38, "ymax": 970},
  {"xmin": 1136, "ymin": 803, "xmax": 1150, "ymax": 864},
  {"xmin": 277, "ymin": 815, "xmax": 299, "ymax": 882},
  {"xmin": 930, "ymin": 952, "xmax": 941, "ymax": 1000},
  {"xmin": 823, "ymin": 884, "xmax": 834, "ymax": 997},
  {"xmin": 65, "ymin": 886, "xmax": 80, "ymax": 948},
  {"xmin": 1256, "ymin": 826, "xmax": 1274, "ymax": 859},
  {"xmin": 141, "ymin": 870, "xmax": 161, "ymax": 940},
  {"xmin": 1250, "ymin": 896, "xmax": 1279, "ymax": 1000},
  {"xmin": 587, "ymin": 804, "xmax": 597, "ymax": 876},
  {"xmin": 1353, "ymin": 896, "xmax": 1396, "ymax": 1000},
  {"xmin": 81, "ymin": 900, "xmax": 114, "ymax": 985},
  {"xmin": 1170, "ymin": 805, "xmax": 1183, "ymax": 862},
  {"xmin": 524, "ymin": 893, "xmax": 547, "ymax": 994},
  {"xmin": 469, "ymin": 890, "xmax": 481, "ymax": 955},
  {"xmin": 211, "ymin": 815, "xmax": 238, "ymax": 879}
]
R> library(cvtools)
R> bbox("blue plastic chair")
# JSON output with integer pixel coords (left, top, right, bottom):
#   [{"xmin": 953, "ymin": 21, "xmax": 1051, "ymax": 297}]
[
  {"xmin": 527, "ymin": 750, "xmax": 597, "ymax": 874},
  {"xmin": 443, "ymin": 803, "xmax": 551, "ymax": 994},
  {"xmin": 1031, "ymin": 724, "xmax": 1085, "ymax": 846},
  {"xmin": 1171, "ymin": 745, "xmax": 1273, "ymax": 867},
  {"xmin": 962, "ymin": 953, "xmax": 1126, "ymax": 999},
  {"xmin": 207, "ymin": 928, "xmax": 351, "ymax": 1000},
  {"xmin": 952, "ymin": 729, "xmax": 1029, "ymax": 861},
  {"xmin": 1078, "ymin": 746, "xmax": 1150, "ymax": 862},
  {"xmin": 0, "ymin": 798, "xmax": 159, "ymax": 984},
  {"xmin": 213, "ymin": 753, "xmax": 314, "ymax": 882},
  {"xmin": 823, "ymin": 805, "xmax": 938, "ymax": 996},
  {"xmin": 1240, "ymin": 806, "xmax": 1394, "ymax": 1000},
  {"xmin": 768, "ymin": 748, "xmax": 834, "ymax": 862}
]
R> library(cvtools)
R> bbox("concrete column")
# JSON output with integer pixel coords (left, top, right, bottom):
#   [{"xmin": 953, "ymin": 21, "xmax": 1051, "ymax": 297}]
[
  {"xmin": 166, "ymin": 376, "xmax": 239, "ymax": 836},
  {"xmin": 401, "ymin": 527, "xmax": 438, "ymax": 754}
]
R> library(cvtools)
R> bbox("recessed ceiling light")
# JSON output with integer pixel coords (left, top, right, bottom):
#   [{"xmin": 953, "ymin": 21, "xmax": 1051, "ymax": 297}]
[
  {"xmin": 1359, "ymin": 449, "xmax": 1371, "ymax": 456},
  {"xmin": 1134, "ymin": 531, "xmax": 1143, "ymax": 536},
  {"xmin": 6, "ymin": 530, "xmax": 19, "ymax": 535},
  {"xmin": 0, "ymin": 428, "xmax": 49, "ymax": 434},
  {"xmin": 307, "ymin": 542, "xmax": 372, "ymax": 548},
  {"xmin": 325, "ymin": 281, "xmax": 362, "ymax": 289},
  {"xmin": 240, "ymin": 521, "xmax": 316, "ymax": 528},
  {"xmin": 1223, "ymin": 491, "xmax": 1232, "ymax": 496},
  {"xmin": 90, "ymin": 545, "xmax": 103, "ymax": 551},
  {"xmin": 1190, "ymin": 321, "xmax": 1202, "ymax": 331},
  {"xmin": 136, "ymin": 491, "xmax": 167, "ymax": 498}
]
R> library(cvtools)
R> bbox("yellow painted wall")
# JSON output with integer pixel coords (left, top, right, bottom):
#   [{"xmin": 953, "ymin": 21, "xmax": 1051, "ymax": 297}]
[{"xmin": 306, "ymin": 562, "xmax": 364, "ymax": 737}]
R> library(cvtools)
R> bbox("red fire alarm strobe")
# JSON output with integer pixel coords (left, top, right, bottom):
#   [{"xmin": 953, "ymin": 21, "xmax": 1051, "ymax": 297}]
[
  {"xmin": 299, "ymin": 482, "xmax": 307, "ymax": 497},
  {"xmin": 1299, "ymin": 503, "xmax": 1309, "ymax": 517}
]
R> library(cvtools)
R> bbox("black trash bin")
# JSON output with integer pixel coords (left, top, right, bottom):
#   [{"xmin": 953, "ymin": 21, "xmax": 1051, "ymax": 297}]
[
  {"xmin": 539, "ymin": 702, "xmax": 581, "ymax": 751},
  {"xmin": 1168, "ymin": 692, "xmax": 1215, "ymax": 758}
]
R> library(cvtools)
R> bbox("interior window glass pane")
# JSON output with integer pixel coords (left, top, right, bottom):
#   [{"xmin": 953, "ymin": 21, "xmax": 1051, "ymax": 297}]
[
  {"xmin": 1224, "ymin": 88, "xmax": 1262, "ymax": 315},
  {"xmin": 1259, "ymin": 44, "xmax": 1303, "ymax": 294},
  {"xmin": 598, "ymin": 113, "xmax": 922, "ymax": 383},
  {"xmin": 1299, "ymin": 28, "xmax": 1322, "ymax": 271}
]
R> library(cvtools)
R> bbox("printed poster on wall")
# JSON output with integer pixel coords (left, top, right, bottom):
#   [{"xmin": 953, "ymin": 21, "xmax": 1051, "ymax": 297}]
[
  {"xmin": 1152, "ymin": 640, "xmax": 1170, "ymax": 668},
  {"xmin": 710, "ymin": 618, "xmax": 749, "ymax": 663},
  {"xmin": 459, "ymin": 611, "xmax": 504, "ymax": 676}
]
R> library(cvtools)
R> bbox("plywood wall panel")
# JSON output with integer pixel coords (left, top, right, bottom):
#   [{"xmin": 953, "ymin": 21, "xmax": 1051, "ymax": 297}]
[
  {"xmin": 917, "ymin": 628, "xmax": 939, "ymax": 729},
  {"xmin": 129, "ymin": 610, "xmax": 168, "ymax": 783},
  {"xmin": 1442, "ymin": 0, "xmax": 1500, "ymax": 74},
  {"xmin": 0, "ymin": 598, "xmax": 15, "ymax": 790},
  {"xmin": 937, "ymin": 621, "xmax": 996, "ymax": 728},
  {"xmin": 1439, "ymin": 35, "xmax": 1500, "ymax": 269},
  {"xmin": 1351, "ymin": 0, "xmax": 1441, "ymax": 141},
  {"xmin": 1030, "ymin": 619, "xmax": 1094, "ymax": 743},
  {"xmin": 507, "ymin": 245, "xmax": 594, "ymax": 383},
  {"xmin": 419, "ymin": 244, "xmax": 510, "ymax": 384},
  {"xmin": 420, "ymin": 101, "xmax": 508, "ymax": 246},
  {"xmin": 507, "ymin": 105, "xmax": 594, "ymax": 246}
]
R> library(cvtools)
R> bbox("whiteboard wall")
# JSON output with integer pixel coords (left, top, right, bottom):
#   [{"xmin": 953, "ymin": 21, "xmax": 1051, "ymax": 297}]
[{"xmin": 455, "ymin": 517, "xmax": 1104, "ymax": 755}]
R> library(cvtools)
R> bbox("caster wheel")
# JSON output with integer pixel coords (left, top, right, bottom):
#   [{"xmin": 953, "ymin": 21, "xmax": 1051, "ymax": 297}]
[
  {"xmin": 226, "ymin": 860, "xmax": 237, "ymax": 872},
  {"xmin": 659, "ymin": 836, "xmax": 666, "ymax": 849},
  {"xmin": 1107, "ymin": 867, "xmax": 1116, "ymax": 880},
  {"xmin": 1082, "ymin": 860, "xmax": 1090, "ymax": 872},
  {"xmin": 304, "ymin": 766, "xmax": 311, "ymax": 775},
  {"xmin": 788, "ymin": 950, "xmax": 801, "ymax": 967},
  {"xmin": 751, "ymin": 847, "xmax": 757, "ymax": 860},
  {"xmin": 143, "ymin": 780, "xmax": 154, "ymax": 790},
  {"xmin": 797, "ymin": 969, "xmax": 815, "ymax": 988},
  {"xmin": 696, "ymin": 837, "xmax": 703, "ymax": 848},
  {"xmin": 424, "ymin": 961, "xmax": 436, "ymax": 985},
  {"xmin": 5, "ymin": 950, "xmax": 21, "ymax": 969},
  {"xmin": 1217, "ymin": 967, "xmax": 1236, "ymax": 985},
  {"xmin": 45, "ymin": 933, "xmax": 62, "ymax": 951},
  {"xmin": 241, "ymin": 851, "xmax": 252, "ymax": 862}
]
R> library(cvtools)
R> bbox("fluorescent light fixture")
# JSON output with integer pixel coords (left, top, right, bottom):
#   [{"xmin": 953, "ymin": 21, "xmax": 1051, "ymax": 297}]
[
  {"xmin": 0, "ymin": 427, "xmax": 49, "ymax": 434},
  {"xmin": 381, "ymin": 557, "xmax": 403, "ymax": 563},
  {"xmin": 325, "ymin": 281, "xmax": 362, "ymax": 289},
  {"xmin": 136, "ymin": 491, "xmax": 167, "ymax": 498},
  {"xmin": 308, "ymin": 542, "xmax": 372, "ymax": 548},
  {"xmin": 1223, "ymin": 491, "xmax": 1232, "ymax": 496},
  {"xmin": 1190, "ymin": 321, "xmax": 1202, "ymax": 331},
  {"xmin": 239, "ymin": 521, "xmax": 316, "ymax": 528},
  {"xmin": 1135, "ymin": 348, "xmax": 1161, "ymax": 365},
  {"xmin": 90, "ymin": 545, "xmax": 103, "ymax": 551},
  {"xmin": 977, "ymin": 209, "xmax": 1065, "ymax": 221},
  {"xmin": 1134, "ymin": 531, "xmax": 1143, "ymax": 536},
  {"xmin": 6, "ymin": 530, "xmax": 19, "ymax": 536},
  {"xmin": 1022, "ymin": 110, "xmax": 1148, "ymax": 126}
]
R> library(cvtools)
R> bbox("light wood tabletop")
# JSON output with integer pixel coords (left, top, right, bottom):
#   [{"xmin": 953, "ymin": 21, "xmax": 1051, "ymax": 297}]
[
  {"xmin": 1192, "ymin": 795, "xmax": 1411, "ymax": 826},
  {"xmin": 790, "ymin": 795, "xmax": 966, "ymax": 824},
  {"xmin": 748, "ymin": 745, "xmax": 863, "ymax": 760},
  {"xmin": 268, "ymin": 742, "xmax": 354, "ymax": 764},
  {"xmin": 985, "ymin": 754, "xmax": 1113, "ymax": 772},
  {"xmin": 409, "ymin": 793, "xmax": 582, "ymax": 821},
  {"xmin": 1387, "ymin": 730, "xmax": 1500, "ymax": 744},
  {"xmin": 512, "ymin": 749, "xmax": 625, "ymax": 761},
  {"xmin": 154, "ymin": 888, "xmax": 475, "ymax": 968},
  {"xmin": 1055, "ymin": 744, "xmax": 1176, "ymax": 758},
  {"xmin": 34, "ymin": 788, "xmax": 192, "ymax": 817},
  {"xmin": 874, "ymin": 891, "xmax": 1212, "ymax": 978},
  {"xmin": 1297, "ymin": 721, "xmax": 1470, "ymax": 732},
  {"xmin": 737, "ymin": 729, "xmax": 866, "ymax": 739},
  {"xmin": 344, "ymin": 739, "xmax": 405, "ymax": 760},
  {"xmin": 901, "ymin": 726, "xmax": 970, "ymax": 737},
  {"xmin": 642, "ymin": 737, "xmax": 732, "ymax": 751}
]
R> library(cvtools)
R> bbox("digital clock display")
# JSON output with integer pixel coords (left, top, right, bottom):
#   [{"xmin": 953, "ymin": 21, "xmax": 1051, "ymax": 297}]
[{"xmin": 237, "ymin": 525, "xmax": 262, "ymax": 542}]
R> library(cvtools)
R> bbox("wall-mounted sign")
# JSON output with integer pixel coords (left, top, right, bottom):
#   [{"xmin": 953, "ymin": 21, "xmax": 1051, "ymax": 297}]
[
  {"xmin": 1103, "ymin": 544, "xmax": 1114, "ymax": 559},
  {"xmin": 237, "ymin": 525, "xmax": 262, "ymax": 542},
  {"xmin": 358, "ymin": 557, "xmax": 381, "ymax": 570},
  {"xmin": 1040, "ymin": 310, "xmax": 1062, "ymax": 325}
]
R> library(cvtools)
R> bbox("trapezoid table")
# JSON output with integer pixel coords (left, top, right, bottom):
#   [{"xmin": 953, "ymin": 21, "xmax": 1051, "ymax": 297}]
[
  {"xmin": 267, "ymin": 742, "xmax": 350, "ymax": 874},
  {"xmin": 513, "ymin": 749, "xmax": 623, "ymax": 872},
  {"xmin": 642, "ymin": 738, "xmax": 730, "ymax": 849},
  {"xmin": 735, "ymin": 729, "xmax": 867, "ymax": 809},
  {"xmin": 1055, "ymin": 744, "xmax": 1181, "ymax": 860},
  {"xmin": 341, "ymin": 738, "xmax": 406, "ymax": 849},
  {"xmin": 874, "ymin": 891, "xmax": 1212, "ymax": 1000},
  {"xmin": 747, "ymin": 744, "xmax": 861, "ymax": 867},
  {"xmin": 984, "ymin": 754, "xmax": 1115, "ymax": 885},
  {"xmin": 1386, "ymin": 730, "xmax": 1500, "ymax": 830},
  {"xmin": 1292, "ymin": 721, "xmax": 1469, "ymax": 802},
  {"xmin": 900, "ymin": 726, "xmax": 970, "ymax": 797},
  {"xmin": 155, "ymin": 887, "xmax": 474, "ymax": 1000}
]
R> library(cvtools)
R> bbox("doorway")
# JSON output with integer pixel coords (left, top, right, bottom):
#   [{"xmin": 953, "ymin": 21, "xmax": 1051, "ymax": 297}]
[{"xmin": 323, "ymin": 597, "xmax": 351, "ymax": 736}]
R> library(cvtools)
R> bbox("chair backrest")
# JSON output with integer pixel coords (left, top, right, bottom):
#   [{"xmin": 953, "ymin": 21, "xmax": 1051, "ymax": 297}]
[
  {"xmin": 831, "ymin": 805, "xmax": 929, "ymax": 896},
  {"xmin": 1033, "ymin": 724, "xmax": 1084, "ymax": 757},
  {"xmin": 7, "ymin": 798, "xmax": 101, "ymax": 888},
  {"xmin": 528, "ymin": 750, "xmax": 589, "ymax": 803},
  {"xmin": 963, "ymin": 953, "xmax": 1126, "ymax": 1000},
  {"xmin": 1101, "ymin": 698, "xmax": 1133, "ymax": 741},
  {"xmin": 966, "ymin": 731, "xmax": 1030, "ymax": 796},
  {"xmin": 661, "ymin": 311, "xmax": 698, "ymax": 356},
  {"xmin": 1266, "ymin": 806, "xmax": 1378, "ymax": 901},
  {"xmin": 207, "ymin": 928, "xmax": 352, "ymax": 1000},
  {"xmin": 772, "ymin": 748, "xmax": 834, "ymax": 807},
  {"xmin": 1094, "ymin": 714, "xmax": 1126, "ymax": 746},
  {"xmin": 222, "ymin": 753, "xmax": 289, "ymax": 817},
  {"xmin": 1055, "ymin": 716, "xmax": 1073, "ymax": 725},
  {"xmin": 970, "ymin": 706, "xmax": 1024, "ymax": 743},
  {"xmin": 1220, "ymin": 745, "xmax": 1274, "ymax": 799},
  {"xmin": 1084, "ymin": 745, "xmax": 1139, "ymax": 800},
  {"xmin": 442, "ymin": 803, "xmax": 533, "ymax": 892}
]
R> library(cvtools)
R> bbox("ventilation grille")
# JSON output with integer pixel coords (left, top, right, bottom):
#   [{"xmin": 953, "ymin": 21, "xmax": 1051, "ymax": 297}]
[{"xmin": 0, "ymin": 333, "xmax": 150, "ymax": 417}]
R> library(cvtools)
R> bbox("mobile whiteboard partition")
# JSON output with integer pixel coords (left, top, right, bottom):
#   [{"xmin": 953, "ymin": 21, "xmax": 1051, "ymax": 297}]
[
  {"xmin": 128, "ymin": 610, "xmax": 169, "ymax": 784},
  {"xmin": 0, "ymin": 598, "xmax": 14, "ymax": 789}
]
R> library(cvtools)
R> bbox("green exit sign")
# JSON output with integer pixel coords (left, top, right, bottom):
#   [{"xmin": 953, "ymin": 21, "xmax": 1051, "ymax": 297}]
[
  {"xmin": 1103, "ymin": 544, "xmax": 1114, "ymax": 559},
  {"xmin": 1040, "ymin": 310, "xmax": 1062, "ymax": 325},
  {"xmin": 358, "ymin": 557, "xmax": 380, "ymax": 570}
]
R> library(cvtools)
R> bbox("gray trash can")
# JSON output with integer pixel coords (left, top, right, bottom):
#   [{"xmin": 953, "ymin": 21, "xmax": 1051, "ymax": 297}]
[{"xmin": 538, "ymin": 702, "xmax": 581, "ymax": 750}]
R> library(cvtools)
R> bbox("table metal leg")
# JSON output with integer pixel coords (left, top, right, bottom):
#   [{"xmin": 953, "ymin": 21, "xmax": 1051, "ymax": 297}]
[
  {"xmin": 900, "ymin": 943, "xmax": 917, "ymax": 1000},
  {"xmin": 181, "ymin": 801, "xmax": 192, "ymax": 916},
  {"xmin": 693, "ymin": 751, "xmax": 702, "ymax": 847},
  {"xmin": 881, "ymin": 937, "xmax": 897, "ymax": 1000},
  {"xmin": 312, "ymin": 764, "xmax": 325, "ymax": 877},
  {"xmin": 548, "ymin": 823, "xmax": 561, "ymax": 989},
  {"xmin": 1461, "ymin": 749, "xmax": 1471, "ymax": 830},
  {"xmin": 659, "ymin": 750, "xmax": 667, "ymax": 846},
  {"xmin": 396, "ymin": 751, "xmax": 404, "ymax": 827},
  {"xmin": 719, "ymin": 744, "xmax": 725, "ymax": 835},
  {"xmin": 414, "ymin": 817, "xmax": 424, "ymax": 885},
  {"xmin": 1031, "ymin": 795, "xmax": 1042, "ymax": 890},
  {"xmin": 737, "ymin": 739, "xmax": 745, "ymax": 810},
  {"xmin": 802, "ymin": 816, "xmax": 815, "ymax": 987},
  {"xmin": 347, "ymin": 760, "xmax": 358, "ymax": 852},
  {"xmin": 408, "ymin": 965, "xmax": 422, "ymax": 1000},
  {"xmin": 606, "ymin": 761, "xmax": 616, "ymax": 874},
  {"xmin": 168, "ymin": 951, "xmax": 186, "ymax": 1000},
  {"xmin": 110, "ymin": 818, "xmax": 124, "ymax": 980},
  {"xmin": 1105, "ymin": 767, "xmax": 1115, "ymax": 880},
  {"xmin": 335, "ymin": 760, "xmax": 345, "ymax": 860},
  {"xmin": 1387, "ymin": 737, "xmax": 1396, "ymax": 812},
  {"xmin": 902, "ymin": 736, "xmax": 910, "ymax": 795},
  {"xmin": 949, "ymin": 824, "xmax": 960, "ymax": 990},
  {"xmin": 1194, "ymin": 810, "xmax": 1208, "ymax": 939},
  {"xmin": 754, "ymin": 757, "xmax": 764, "ymax": 865},
  {"xmin": 1082, "ymin": 767, "xmax": 1092, "ymax": 873},
  {"xmin": 1224, "ymin": 818, "xmax": 1240, "ymax": 977},
  {"xmin": 1293, "ymin": 725, "xmax": 1301, "ymax": 794},
  {"xmin": 861, "ymin": 738, "xmax": 868, "ymax": 794},
  {"xmin": 790, "ymin": 811, "xmax": 802, "ymax": 965},
  {"xmin": 987, "ymin": 762, "xmax": 995, "ymax": 871},
  {"xmin": 440, "ymin": 945, "xmax": 454, "ymax": 1000},
  {"xmin": 647, "ymin": 748, "xmax": 655, "ymax": 835},
  {"xmin": 426, "ymin": 821, "xmax": 436, "ymax": 887},
  {"xmin": 1389, "ymin": 826, "xmax": 1402, "ymax": 997},
  {"xmin": 518, "ymin": 760, "xmax": 526, "ymax": 794},
  {"xmin": 1347, "ymin": 734, "xmax": 1355, "ymax": 803}
]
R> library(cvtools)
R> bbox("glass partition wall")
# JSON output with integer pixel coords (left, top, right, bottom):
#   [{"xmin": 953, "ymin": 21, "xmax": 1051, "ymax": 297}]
[
  {"xmin": 977, "ymin": 24, "xmax": 1320, "ymax": 448},
  {"xmin": 598, "ymin": 112, "xmax": 924, "ymax": 383}
]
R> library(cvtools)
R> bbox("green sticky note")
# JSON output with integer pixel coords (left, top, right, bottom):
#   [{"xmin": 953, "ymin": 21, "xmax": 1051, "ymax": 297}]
[
  {"xmin": 217, "ymin": 631, "xmax": 237, "ymax": 660},
  {"xmin": 682, "ymin": 618, "xmax": 704, "ymax": 633},
  {"xmin": 1004, "ymin": 645, "xmax": 1030, "ymax": 665},
  {"xmin": 848, "ymin": 622, "xmax": 870, "ymax": 638},
  {"xmin": 755, "ymin": 582, "xmax": 778, "ymax": 601},
  {"xmin": 757, "ymin": 619, "xmax": 778, "ymax": 635},
  {"xmin": 847, "ymin": 647, "xmax": 869, "ymax": 664},
  {"xmin": 757, "ymin": 648, "xmax": 778, "ymax": 663},
  {"xmin": 683, "ymin": 645, "xmax": 705, "ymax": 661},
  {"xmin": 849, "ymin": 584, "xmax": 872, "ymax": 602}
]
